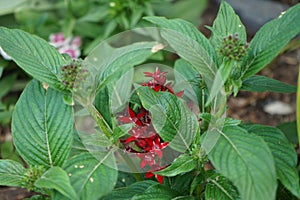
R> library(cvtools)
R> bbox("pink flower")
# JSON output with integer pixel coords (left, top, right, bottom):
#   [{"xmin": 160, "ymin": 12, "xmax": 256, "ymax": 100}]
[{"xmin": 49, "ymin": 33, "xmax": 81, "ymax": 59}]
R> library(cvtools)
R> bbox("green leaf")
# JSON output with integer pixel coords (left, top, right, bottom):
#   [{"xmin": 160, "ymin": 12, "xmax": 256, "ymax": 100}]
[
  {"xmin": 0, "ymin": 141, "xmax": 23, "ymax": 163},
  {"xmin": 162, "ymin": 0, "xmax": 207, "ymax": 25},
  {"xmin": 155, "ymin": 154, "xmax": 197, "ymax": 176},
  {"xmin": 35, "ymin": 167, "xmax": 77, "ymax": 200},
  {"xmin": 137, "ymin": 86, "xmax": 199, "ymax": 152},
  {"xmin": 0, "ymin": 159, "xmax": 26, "ymax": 187},
  {"xmin": 132, "ymin": 184, "xmax": 178, "ymax": 199},
  {"xmin": 242, "ymin": 124, "xmax": 300, "ymax": 198},
  {"xmin": 241, "ymin": 75, "xmax": 297, "ymax": 93},
  {"xmin": 62, "ymin": 152, "xmax": 117, "ymax": 200},
  {"xmin": 84, "ymin": 41, "xmax": 156, "ymax": 92},
  {"xmin": 78, "ymin": 6, "xmax": 109, "ymax": 22},
  {"xmin": 144, "ymin": 16, "xmax": 216, "ymax": 82},
  {"xmin": 70, "ymin": 131, "xmax": 88, "ymax": 157},
  {"xmin": 174, "ymin": 58, "xmax": 203, "ymax": 106},
  {"xmin": 277, "ymin": 121, "xmax": 298, "ymax": 145},
  {"xmin": 0, "ymin": 27, "xmax": 70, "ymax": 91},
  {"xmin": 209, "ymin": 1, "xmax": 246, "ymax": 51},
  {"xmin": 109, "ymin": 68, "xmax": 133, "ymax": 114},
  {"xmin": 12, "ymin": 79, "xmax": 73, "ymax": 167},
  {"xmin": 0, "ymin": 73, "xmax": 17, "ymax": 98},
  {"xmin": 202, "ymin": 126, "xmax": 277, "ymax": 200},
  {"xmin": 0, "ymin": 0, "xmax": 26, "ymax": 15},
  {"xmin": 205, "ymin": 174, "xmax": 239, "ymax": 200},
  {"xmin": 94, "ymin": 86, "xmax": 112, "ymax": 128},
  {"xmin": 206, "ymin": 60, "xmax": 233, "ymax": 105},
  {"xmin": 243, "ymin": 3, "xmax": 300, "ymax": 78},
  {"xmin": 0, "ymin": 66, "xmax": 3, "ymax": 78},
  {"xmin": 171, "ymin": 196, "xmax": 194, "ymax": 200},
  {"xmin": 102, "ymin": 180, "xmax": 159, "ymax": 200},
  {"xmin": 170, "ymin": 171, "xmax": 195, "ymax": 195}
]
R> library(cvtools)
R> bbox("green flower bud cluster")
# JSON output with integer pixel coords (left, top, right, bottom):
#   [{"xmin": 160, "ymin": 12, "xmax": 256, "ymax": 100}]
[
  {"xmin": 219, "ymin": 33, "xmax": 248, "ymax": 61},
  {"xmin": 21, "ymin": 165, "xmax": 45, "ymax": 191},
  {"xmin": 61, "ymin": 60, "xmax": 89, "ymax": 91}
]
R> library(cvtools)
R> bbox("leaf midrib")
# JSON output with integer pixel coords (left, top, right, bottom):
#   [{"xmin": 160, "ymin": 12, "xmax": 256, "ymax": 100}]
[
  {"xmin": 44, "ymin": 90, "xmax": 53, "ymax": 167},
  {"xmin": 78, "ymin": 150, "xmax": 114, "ymax": 195},
  {"xmin": 216, "ymin": 128, "xmax": 256, "ymax": 197}
]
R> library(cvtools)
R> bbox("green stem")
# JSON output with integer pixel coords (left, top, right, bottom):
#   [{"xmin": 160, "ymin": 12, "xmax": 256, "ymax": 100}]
[
  {"xmin": 86, "ymin": 104, "xmax": 113, "ymax": 139},
  {"xmin": 297, "ymin": 66, "xmax": 300, "ymax": 147}
]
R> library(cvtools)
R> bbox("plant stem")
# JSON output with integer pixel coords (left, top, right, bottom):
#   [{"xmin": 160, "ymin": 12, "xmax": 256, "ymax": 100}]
[
  {"xmin": 86, "ymin": 104, "xmax": 113, "ymax": 139},
  {"xmin": 296, "ymin": 66, "xmax": 300, "ymax": 147}
]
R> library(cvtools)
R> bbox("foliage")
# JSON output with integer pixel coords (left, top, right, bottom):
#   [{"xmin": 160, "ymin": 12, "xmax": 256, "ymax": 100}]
[{"xmin": 0, "ymin": 1, "xmax": 299, "ymax": 200}]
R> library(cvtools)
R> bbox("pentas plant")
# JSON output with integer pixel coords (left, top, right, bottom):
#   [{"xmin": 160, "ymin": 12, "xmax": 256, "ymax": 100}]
[{"xmin": 0, "ymin": 1, "xmax": 299, "ymax": 200}]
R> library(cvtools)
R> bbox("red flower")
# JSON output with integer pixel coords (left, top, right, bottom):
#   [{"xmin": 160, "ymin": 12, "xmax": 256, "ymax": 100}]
[
  {"xmin": 145, "ymin": 172, "xmax": 164, "ymax": 184},
  {"xmin": 145, "ymin": 165, "xmax": 166, "ymax": 184},
  {"xmin": 144, "ymin": 67, "xmax": 167, "ymax": 85},
  {"xmin": 119, "ymin": 67, "xmax": 183, "ymax": 184}
]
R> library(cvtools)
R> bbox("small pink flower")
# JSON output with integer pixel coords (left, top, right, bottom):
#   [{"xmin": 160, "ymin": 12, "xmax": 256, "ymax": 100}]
[
  {"xmin": 58, "ymin": 45, "xmax": 81, "ymax": 59},
  {"xmin": 71, "ymin": 36, "xmax": 82, "ymax": 47},
  {"xmin": 49, "ymin": 32, "xmax": 81, "ymax": 59}
]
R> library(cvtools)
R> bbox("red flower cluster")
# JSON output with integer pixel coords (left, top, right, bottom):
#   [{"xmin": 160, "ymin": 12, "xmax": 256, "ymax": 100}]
[{"xmin": 119, "ymin": 68, "xmax": 183, "ymax": 184}]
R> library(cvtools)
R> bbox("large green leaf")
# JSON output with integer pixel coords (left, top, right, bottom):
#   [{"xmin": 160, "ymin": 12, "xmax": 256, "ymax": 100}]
[
  {"xmin": 205, "ymin": 173, "xmax": 239, "ymax": 200},
  {"xmin": 144, "ymin": 16, "xmax": 216, "ymax": 82},
  {"xmin": 35, "ymin": 167, "xmax": 77, "ymax": 200},
  {"xmin": 108, "ymin": 68, "xmax": 133, "ymax": 114},
  {"xmin": 202, "ymin": 126, "xmax": 277, "ymax": 200},
  {"xmin": 209, "ymin": 1, "xmax": 246, "ymax": 51},
  {"xmin": 12, "ymin": 79, "xmax": 73, "ymax": 167},
  {"xmin": 102, "ymin": 180, "xmax": 159, "ymax": 200},
  {"xmin": 242, "ymin": 124, "xmax": 300, "ymax": 198},
  {"xmin": 0, "ymin": 159, "xmax": 25, "ymax": 187},
  {"xmin": 155, "ymin": 154, "xmax": 197, "ymax": 177},
  {"xmin": 137, "ymin": 86, "xmax": 199, "ymax": 152},
  {"xmin": 241, "ymin": 75, "xmax": 297, "ymax": 93},
  {"xmin": 84, "ymin": 41, "xmax": 156, "ymax": 92},
  {"xmin": 0, "ymin": 27, "xmax": 70, "ymax": 91},
  {"xmin": 62, "ymin": 152, "xmax": 117, "ymax": 200},
  {"xmin": 174, "ymin": 58, "xmax": 203, "ymax": 106},
  {"xmin": 132, "ymin": 184, "xmax": 179, "ymax": 199},
  {"xmin": 94, "ymin": 86, "xmax": 112, "ymax": 128},
  {"xmin": 243, "ymin": 3, "xmax": 300, "ymax": 78}
]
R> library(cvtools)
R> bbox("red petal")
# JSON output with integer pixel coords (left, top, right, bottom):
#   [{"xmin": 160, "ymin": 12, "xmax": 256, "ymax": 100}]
[
  {"xmin": 128, "ymin": 107, "xmax": 136, "ymax": 118},
  {"xmin": 155, "ymin": 174, "xmax": 164, "ymax": 184},
  {"xmin": 153, "ymin": 85, "xmax": 161, "ymax": 92},
  {"xmin": 176, "ymin": 90, "xmax": 184, "ymax": 97},
  {"xmin": 143, "ymin": 72, "xmax": 153, "ymax": 77},
  {"xmin": 145, "ymin": 171, "xmax": 154, "ymax": 178},
  {"xmin": 124, "ymin": 136, "xmax": 136, "ymax": 143},
  {"xmin": 118, "ymin": 116, "xmax": 132, "ymax": 123},
  {"xmin": 140, "ymin": 159, "xmax": 147, "ymax": 168},
  {"xmin": 160, "ymin": 142, "xmax": 169, "ymax": 149}
]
